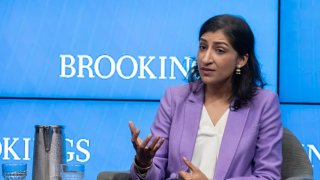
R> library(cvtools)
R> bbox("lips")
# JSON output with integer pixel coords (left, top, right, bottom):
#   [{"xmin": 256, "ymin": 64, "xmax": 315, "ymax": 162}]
[
  {"xmin": 200, "ymin": 67, "xmax": 215, "ymax": 76},
  {"xmin": 201, "ymin": 67, "xmax": 214, "ymax": 71}
]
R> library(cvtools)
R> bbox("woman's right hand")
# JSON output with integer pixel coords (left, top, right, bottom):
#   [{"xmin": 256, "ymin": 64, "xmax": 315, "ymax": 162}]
[{"xmin": 129, "ymin": 121, "xmax": 165, "ymax": 168}]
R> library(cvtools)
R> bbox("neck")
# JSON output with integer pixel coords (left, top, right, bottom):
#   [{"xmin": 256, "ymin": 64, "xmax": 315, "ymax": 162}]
[{"xmin": 204, "ymin": 81, "xmax": 232, "ymax": 104}]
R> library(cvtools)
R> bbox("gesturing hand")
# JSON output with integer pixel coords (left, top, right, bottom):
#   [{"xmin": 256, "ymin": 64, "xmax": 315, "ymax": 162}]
[
  {"xmin": 129, "ymin": 121, "xmax": 165, "ymax": 167},
  {"xmin": 179, "ymin": 157, "xmax": 209, "ymax": 180}
]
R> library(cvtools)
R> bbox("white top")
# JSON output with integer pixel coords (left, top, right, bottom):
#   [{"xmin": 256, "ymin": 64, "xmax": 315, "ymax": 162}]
[{"xmin": 191, "ymin": 105, "xmax": 229, "ymax": 180}]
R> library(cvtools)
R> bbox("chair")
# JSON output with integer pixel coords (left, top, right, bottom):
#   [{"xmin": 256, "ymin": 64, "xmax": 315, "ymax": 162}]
[
  {"xmin": 281, "ymin": 128, "xmax": 313, "ymax": 180},
  {"xmin": 97, "ymin": 128, "xmax": 313, "ymax": 180},
  {"xmin": 97, "ymin": 171, "xmax": 131, "ymax": 180}
]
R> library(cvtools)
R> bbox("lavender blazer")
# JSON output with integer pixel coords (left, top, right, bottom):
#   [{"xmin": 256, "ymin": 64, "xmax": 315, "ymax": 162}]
[{"xmin": 131, "ymin": 81, "xmax": 282, "ymax": 180}]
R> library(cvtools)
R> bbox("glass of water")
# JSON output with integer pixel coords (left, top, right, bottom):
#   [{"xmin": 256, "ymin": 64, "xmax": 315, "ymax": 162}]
[
  {"xmin": 60, "ymin": 164, "xmax": 85, "ymax": 180},
  {"xmin": 2, "ymin": 163, "xmax": 27, "ymax": 180}
]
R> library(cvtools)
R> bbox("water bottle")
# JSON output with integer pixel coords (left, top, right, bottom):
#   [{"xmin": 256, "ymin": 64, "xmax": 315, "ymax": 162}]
[
  {"xmin": 2, "ymin": 163, "xmax": 27, "ymax": 180},
  {"xmin": 60, "ymin": 164, "xmax": 85, "ymax": 180}
]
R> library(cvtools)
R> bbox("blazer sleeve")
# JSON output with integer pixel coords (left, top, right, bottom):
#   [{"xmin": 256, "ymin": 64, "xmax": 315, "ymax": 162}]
[
  {"xmin": 227, "ymin": 93, "xmax": 283, "ymax": 180},
  {"xmin": 130, "ymin": 87, "xmax": 174, "ymax": 180}
]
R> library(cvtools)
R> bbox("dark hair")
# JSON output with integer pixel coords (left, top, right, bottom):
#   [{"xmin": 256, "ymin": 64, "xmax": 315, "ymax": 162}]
[{"xmin": 188, "ymin": 14, "xmax": 265, "ymax": 110}]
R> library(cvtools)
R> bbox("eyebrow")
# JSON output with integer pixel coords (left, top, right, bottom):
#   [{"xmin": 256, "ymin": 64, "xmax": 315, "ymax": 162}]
[{"xmin": 200, "ymin": 38, "xmax": 230, "ymax": 47}]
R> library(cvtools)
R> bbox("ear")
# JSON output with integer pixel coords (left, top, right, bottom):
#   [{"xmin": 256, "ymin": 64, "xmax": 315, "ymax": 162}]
[{"xmin": 237, "ymin": 53, "xmax": 249, "ymax": 68}]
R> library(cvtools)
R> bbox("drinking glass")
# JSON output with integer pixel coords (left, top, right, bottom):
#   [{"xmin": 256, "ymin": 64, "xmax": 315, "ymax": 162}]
[
  {"xmin": 60, "ymin": 164, "xmax": 85, "ymax": 180},
  {"xmin": 2, "ymin": 163, "xmax": 27, "ymax": 180}
]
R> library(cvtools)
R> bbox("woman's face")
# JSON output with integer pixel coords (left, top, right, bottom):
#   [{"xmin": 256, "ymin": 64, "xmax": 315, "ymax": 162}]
[{"xmin": 197, "ymin": 30, "xmax": 247, "ymax": 87}]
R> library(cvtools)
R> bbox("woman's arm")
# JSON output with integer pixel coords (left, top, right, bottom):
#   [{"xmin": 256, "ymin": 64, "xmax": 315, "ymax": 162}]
[
  {"xmin": 227, "ymin": 93, "xmax": 283, "ymax": 180},
  {"xmin": 130, "ymin": 87, "xmax": 174, "ymax": 180}
]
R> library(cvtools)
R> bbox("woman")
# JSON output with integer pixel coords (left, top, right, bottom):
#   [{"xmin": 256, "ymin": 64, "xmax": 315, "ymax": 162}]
[{"xmin": 129, "ymin": 14, "xmax": 282, "ymax": 180}]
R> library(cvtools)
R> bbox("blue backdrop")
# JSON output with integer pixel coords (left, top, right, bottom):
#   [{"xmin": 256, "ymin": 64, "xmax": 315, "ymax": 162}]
[
  {"xmin": 280, "ymin": 0, "xmax": 320, "ymax": 103},
  {"xmin": 280, "ymin": 0, "xmax": 320, "ymax": 178},
  {"xmin": 0, "ymin": 99, "xmax": 158, "ymax": 178},
  {"xmin": 0, "ymin": 0, "xmax": 278, "ymax": 100}
]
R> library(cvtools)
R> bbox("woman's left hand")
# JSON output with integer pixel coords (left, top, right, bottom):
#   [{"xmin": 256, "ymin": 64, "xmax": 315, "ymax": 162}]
[{"xmin": 178, "ymin": 157, "xmax": 209, "ymax": 180}]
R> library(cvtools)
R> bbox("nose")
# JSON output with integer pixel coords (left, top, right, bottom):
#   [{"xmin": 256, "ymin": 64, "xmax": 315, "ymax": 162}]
[{"xmin": 201, "ymin": 49, "xmax": 214, "ymax": 64}]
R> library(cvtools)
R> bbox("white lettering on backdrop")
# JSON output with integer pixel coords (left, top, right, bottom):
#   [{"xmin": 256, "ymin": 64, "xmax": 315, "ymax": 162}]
[
  {"xmin": 59, "ymin": 54, "xmax": 192, "ymax": 80},
  {"xmin": 0, "ymin": 137, "xmax": 90, "ymax": 162}
]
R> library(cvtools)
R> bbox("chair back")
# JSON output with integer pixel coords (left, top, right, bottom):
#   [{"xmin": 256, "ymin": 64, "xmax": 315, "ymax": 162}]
[
  {"xmin": 97, "ymin": 171, "xmax": 131, "ymax": 180},
  {"xmin": 281, "ymin": 128, "xmax": 313, "ymax": 179}
]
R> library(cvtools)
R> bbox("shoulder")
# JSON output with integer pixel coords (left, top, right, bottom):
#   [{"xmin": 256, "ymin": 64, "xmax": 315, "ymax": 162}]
[
  {"xmin": 254, "ymin": 88, "xmax": 278, "ymax": 100},
  {"xmin": 163, "ymin": 81, "xmax": 201, "ymax": 100},
  {"xmin": 250, "ymin": 88, "xmax": 280, "ymax": 109},
  {"xmin": 166, "ymin": 83, "xmax": 191, "ymax": 96},
  {"xmin": 159, "ymin": 81, "xmax": 202, "ymax": 110}
]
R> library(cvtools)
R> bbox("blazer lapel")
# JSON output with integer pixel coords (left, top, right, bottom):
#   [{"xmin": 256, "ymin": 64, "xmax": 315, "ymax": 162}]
[
  {"xmin": 214, "ymin": 104, "xmax": 250, "ymax": 179},
  {"xmin": 179, "ymin": 82, "xmax": 204, "ymax": 171}
]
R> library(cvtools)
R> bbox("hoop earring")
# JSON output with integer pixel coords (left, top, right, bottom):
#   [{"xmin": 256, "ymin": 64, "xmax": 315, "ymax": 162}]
[{"xmin": 236, "ymin": 67, "xmax": 241, "ymax": 75}]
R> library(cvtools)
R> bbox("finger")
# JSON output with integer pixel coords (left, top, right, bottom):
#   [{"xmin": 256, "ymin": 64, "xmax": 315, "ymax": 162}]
[
  {"xmin": 131, "ymin": 129, "xmax": 140, "ymax": 145},
  {"xmin": 148, "ymin": 136, "xmax": 160, "ymax": 150},
  {"xmin": 141, "ymin": 134, "xmax": 152, "ymax": 148},
  {"xmin": 153, "ymin": 138, "xmax": 165, "ymax": 152},
  {"xmin": 178, "ymin": 171, "xmax": 190, "ymax": 180},
  {"xmin": 182, "ymin": 157, "xmax": 198, "ymax": 172},
  {"xmin": 128, "ymin": 121, "xmax": 137, "ymax": 135},
  {"xmin": 137, "ymin": 137, "xmax": 143, "ymax": 145},
  {"xmin": 131, "ymin": 128, "xmax": 140, "ymax": 141}
]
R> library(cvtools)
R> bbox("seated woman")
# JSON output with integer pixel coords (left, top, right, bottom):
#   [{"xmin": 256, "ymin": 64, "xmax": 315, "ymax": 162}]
[{"xmin": 129, "ymin": 14, "xmax": 282, "ymax": 180}]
